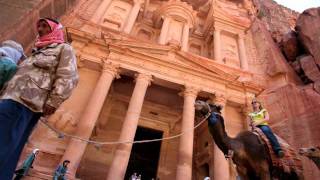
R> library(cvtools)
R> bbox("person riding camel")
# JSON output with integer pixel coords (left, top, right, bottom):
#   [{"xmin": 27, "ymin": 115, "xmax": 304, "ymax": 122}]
[{"xmin": 248, "ymin": 99, "xmax": 284, "ymax": 158}]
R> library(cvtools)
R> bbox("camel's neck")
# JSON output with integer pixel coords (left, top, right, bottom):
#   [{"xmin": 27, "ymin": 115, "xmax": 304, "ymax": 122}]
[
  {"xmin": 208, "ymin": 115, "xmax": 233, "ymax": 155},
  {"xmin": 309, "ymin": 156, "xmax": 320, "ymax": 169}
]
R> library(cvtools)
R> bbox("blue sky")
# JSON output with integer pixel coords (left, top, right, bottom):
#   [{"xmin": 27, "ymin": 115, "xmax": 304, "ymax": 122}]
[{"xmin": 273, "ymin": 0, "xmax": 320, "ymax": 12}]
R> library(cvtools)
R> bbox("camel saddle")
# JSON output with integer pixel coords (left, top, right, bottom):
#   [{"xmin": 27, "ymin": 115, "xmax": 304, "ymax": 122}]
[{"xmin": 253, "ymin": 128, "xmax": 303, "ymax": 175}]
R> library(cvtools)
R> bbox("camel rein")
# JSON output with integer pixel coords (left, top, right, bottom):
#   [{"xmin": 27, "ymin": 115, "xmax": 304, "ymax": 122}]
[{"xmin": 39, "ymin": 110, "xmax": 211, "ymax": 146}]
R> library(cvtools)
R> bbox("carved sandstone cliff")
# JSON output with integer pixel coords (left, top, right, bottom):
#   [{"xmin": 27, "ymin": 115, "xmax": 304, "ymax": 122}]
[{"xmin": 251, "ymin": 1, "xmax": 320, "ymax": 179}]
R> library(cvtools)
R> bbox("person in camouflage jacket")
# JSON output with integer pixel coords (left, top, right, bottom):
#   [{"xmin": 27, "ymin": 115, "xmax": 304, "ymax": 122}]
[{"xmin": 0, "ymin": 18, "xmax": 78, "ymax": 180}]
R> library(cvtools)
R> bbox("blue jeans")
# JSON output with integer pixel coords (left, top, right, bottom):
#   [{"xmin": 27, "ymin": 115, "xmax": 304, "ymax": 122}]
[
  {"xmin": 257, "ymin": 125, "xmax": 282, "ymax": 153},
  {"xmin": 0, "ymin": 99, "xmax": 41, "ymax": 180}
]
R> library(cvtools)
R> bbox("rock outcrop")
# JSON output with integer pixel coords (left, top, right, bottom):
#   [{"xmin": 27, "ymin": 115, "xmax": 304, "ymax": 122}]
[
  {"xmin": 0, "ymin": 0, "xmax": 78, "ymax": 52},
  {"xmin": 281, "ymin": 31, "xmax": 300, "ymax": 62},
  {"xmin": 277, "ymin": 8, "xmax": 320, "ymax": 90},
  {"xmin": 251, "ymin": 2, "xmax": 320, "ymax": 179},
  {"xmin": 253, "ymin": 0, "xmax": 299, "ymax": 43},
  {"xmin": 300, "ymin": 55, "xmax": 320, "ymax": 83},
  {"xmin": 296, "ymin": 8, "xmax": 320, "ymax": 67}
]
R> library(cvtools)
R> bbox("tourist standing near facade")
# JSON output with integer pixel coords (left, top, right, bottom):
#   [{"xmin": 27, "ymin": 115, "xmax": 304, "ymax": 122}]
[
  {"xmin": 53, "ymin": 160, "xmax": 70, "ymax": 180},
  {"xmin": 14, "ymin": 149, "xmax": 40, "ymax": 180},
  {"xmin": 130, "ymin": 172, "xmax": 138, "ymax": 180},
  {"xmin": 0, "ymin": 18, "xmax": 78, "ymax": 180}
]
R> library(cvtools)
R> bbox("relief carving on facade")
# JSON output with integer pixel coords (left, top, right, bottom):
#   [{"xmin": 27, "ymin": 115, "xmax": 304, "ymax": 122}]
[
  {"xmin": 221, "ymin": 32, "xmax": 240, "ymax": 67},
  {"xmin": 167, "ymin": 19, "xmax": 184, "ymax": 43},
  {"xmin": 101, "ymin": 0, "xmax": 132, "ymax": 30}
]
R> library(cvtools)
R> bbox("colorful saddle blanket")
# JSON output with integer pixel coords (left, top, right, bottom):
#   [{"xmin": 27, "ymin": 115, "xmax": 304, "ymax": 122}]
[{"xmin": 253, "ymin": 128, "xmax": 303, "ymax": 176}]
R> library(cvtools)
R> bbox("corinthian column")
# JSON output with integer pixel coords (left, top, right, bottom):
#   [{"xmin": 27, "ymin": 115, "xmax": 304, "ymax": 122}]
[
  {"xmin": 181, "ymin": 23, "xmax": 190, "ymax": 51},
  {"xmin": 158, "ymin": 16, "xmax": 171, "ymax": 45},
  {"xmin": 212, "ymin": 93, "xmax": 230, "ymax": 180},
  {"xmin": 91, "ymin": 0, "xmax": 113, "ymax": 23},
  {"xmin": 60, "ymin": 61, "xmax": 120, "ymax": 178},
  {"xmin": 238, "ymin": 34, "xmax": 249, "ymax": 70},
  {"xmin": 123, "ymin": 0, "xmax": 142, "ymax": 34},
  {"xmin": 213, "ymin": 28, "xmax": 222, "ymax": 62},
  {"xmin": 176, "ymin": 86, "xmax": 199, "ymax": 180},
  {"xmin": 107, "ymin": 73, "xmax": 152, "ymax": 180}
]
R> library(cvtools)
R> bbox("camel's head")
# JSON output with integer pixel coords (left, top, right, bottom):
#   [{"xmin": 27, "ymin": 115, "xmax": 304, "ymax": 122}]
[
  {"xmin": 195, "ymin": 100, "xmax": 222, "ymax": 112},
  {"xmin": 195, "ymin": 100, "xmax": 223, "ymax": 120},
  {"xmin": 299, "ymin": 147, "xmax": 320, "ymax": 158},
  {"xmin": 195, "ymin": 100, "xmax": 228, "ymax": 154}
]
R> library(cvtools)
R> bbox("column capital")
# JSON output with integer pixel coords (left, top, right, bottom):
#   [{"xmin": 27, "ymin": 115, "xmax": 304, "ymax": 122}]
[
  {"xmin": 133, "ymin": 0, "xmax": 143, "ymax": 5},
  {"xmin": 214, "ymin": 27, "xmax": 222, "ymax": 33},
  {"xmin": 241, "ymin": 93, "xmax": 255, "ymax": 115},
  {"xmin": 182, "ymin": 85, "xmax": 199, "ymax": 98},
  {"xmin": 245, "ymin": 93, "xmax": 255, "ymax": 103},
  {"xmin": 184, "ymin": 22, "xmax": 191, "ymax": 28},
  {"xmin": 240, "ymin": 104, "xmax": 252, "ymax": 116},
  {"xmin": 135, "ymin": 73, "xmax": 153, "ymax": 85},
  {"xmin": 102, "ymin": 61, "xmax": 121, "ymax": 78},
  {"xmin": 161, "ymin": 15, "xmax": 170, "ymax": 20},
  {"xmin": 238, "ymin": 33, "xmax": 245, "ymax": 39},
  {"xmin": 213, "ymin": 92, "xmax": 227, "ymax": 106}
]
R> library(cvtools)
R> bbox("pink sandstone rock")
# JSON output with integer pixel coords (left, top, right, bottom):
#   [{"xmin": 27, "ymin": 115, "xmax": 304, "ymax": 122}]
[
  {"xmin": 299, "ymin": 55, "xmax": 320, "ymax": 82},
  {"xmin": 314, "ymin": 81, "xmax": 320, "ymax": 94},
  {"xmin": 182, "ymin": 0, "xmax": 209, "ymax": 9},
  {"xmin": 296, "ymin": 8, "xmax": 320, "ymax": 67},
  {"xmin": 281, "ymin": 31, "xmax": 300, "ymax": 62},
  {"xmin": 290, "ymin": 60, "xmax": 302, "ymax": 74},
  {"xmin": 251, "ymin": 19, "xmax": 287, "ymax": 76}
]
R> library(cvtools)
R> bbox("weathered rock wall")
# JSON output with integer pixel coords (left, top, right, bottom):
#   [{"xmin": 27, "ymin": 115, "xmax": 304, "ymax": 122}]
[
  {"xmin": 259, "ymin": 84, "xmax": 320, "ymax": 179},
  {"xmin": 0, "ymin": 0, "xmax": 79, "ymax": 52},
  {"xmin": 251, "ymin": 1, "xmax": 320, "ymax": 179},
  {"xmin": 253, "ymin": 0, "xmax": 299, "ymax": 43}
]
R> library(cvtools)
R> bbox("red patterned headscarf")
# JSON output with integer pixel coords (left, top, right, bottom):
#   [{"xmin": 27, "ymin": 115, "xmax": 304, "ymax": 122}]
[{"xmin": 35, "ymin": 18, "xmax": 65, "ymax": 48}]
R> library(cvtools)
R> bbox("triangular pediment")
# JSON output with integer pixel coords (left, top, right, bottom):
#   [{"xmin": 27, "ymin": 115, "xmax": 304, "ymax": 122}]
[{"xmin": 109, "ymin": 41, "xmax": 239, "ymax": 81}]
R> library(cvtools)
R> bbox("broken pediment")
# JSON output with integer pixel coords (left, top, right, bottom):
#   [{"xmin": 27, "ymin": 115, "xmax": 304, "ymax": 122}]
[{"xmin": 109, "ymin": 40, "xmax": 240, "ymax": 82}]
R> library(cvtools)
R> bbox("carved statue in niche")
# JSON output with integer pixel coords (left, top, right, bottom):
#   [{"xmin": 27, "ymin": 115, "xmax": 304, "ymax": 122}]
[
  {"xmin": 224, "ymin": 44, "xmax": 237, "ymax": 57},
  {"xmin": 221, "ymin": 33, "xmax": 240, "ymax": 67},
  {"xmin": 216, "ymin": 0, "xmax": 249, "ymax": 17},
  {"xmin": 101, "ymin": 0, "xmax": 132, "ymax": 30},
  {"xmin": 166, "ymin": 19, "xmax": 183, "ymax": 44}
]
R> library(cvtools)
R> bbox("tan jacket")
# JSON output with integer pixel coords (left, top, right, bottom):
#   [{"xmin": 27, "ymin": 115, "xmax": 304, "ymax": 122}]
[{"xmin": 0, "ymin": 43, "xmax": 78, "ymax": 112}]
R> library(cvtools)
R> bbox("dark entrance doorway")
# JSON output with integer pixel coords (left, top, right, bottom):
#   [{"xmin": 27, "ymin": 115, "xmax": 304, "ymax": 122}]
[{"xmin": 125, "ymin": 126, "xmax": 163, "ymax": 180}]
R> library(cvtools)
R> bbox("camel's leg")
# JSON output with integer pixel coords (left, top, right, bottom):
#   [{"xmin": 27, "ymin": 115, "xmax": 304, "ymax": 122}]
[
  {"xmin": 259, "ymin": 162, "xmax": 271, "ymax": 180},
  {"xmin": 236, "ymin": 166, "xmax": 249, "ymax": 180},
  {"xmin": 260, "ymin": 172, "xmax": 271, "ymax": 180}
]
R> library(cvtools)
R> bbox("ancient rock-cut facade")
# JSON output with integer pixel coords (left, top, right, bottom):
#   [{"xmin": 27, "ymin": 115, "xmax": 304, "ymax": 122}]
[{"xmin": 2, "ymin": 0, "xmax": 319, "ymax": 179}]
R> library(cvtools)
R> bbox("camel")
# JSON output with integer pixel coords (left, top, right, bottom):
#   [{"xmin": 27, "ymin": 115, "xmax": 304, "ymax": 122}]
[
  {"xmin": 194, "ymin": 100, "xmax": 303, "ymax": 180},
  {"xmin": 299, "ymin": 147, "xmax": 320, "ymax": 169}
]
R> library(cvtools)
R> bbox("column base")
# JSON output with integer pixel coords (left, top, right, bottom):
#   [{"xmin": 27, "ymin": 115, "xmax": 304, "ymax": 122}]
[
  {"xmin": 107, "ymin": 149, "xmax": 131, "ymax": 180},
  {"xmin": 176, "ymin": 163, "xmax": 192, "ymax": 180}
]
